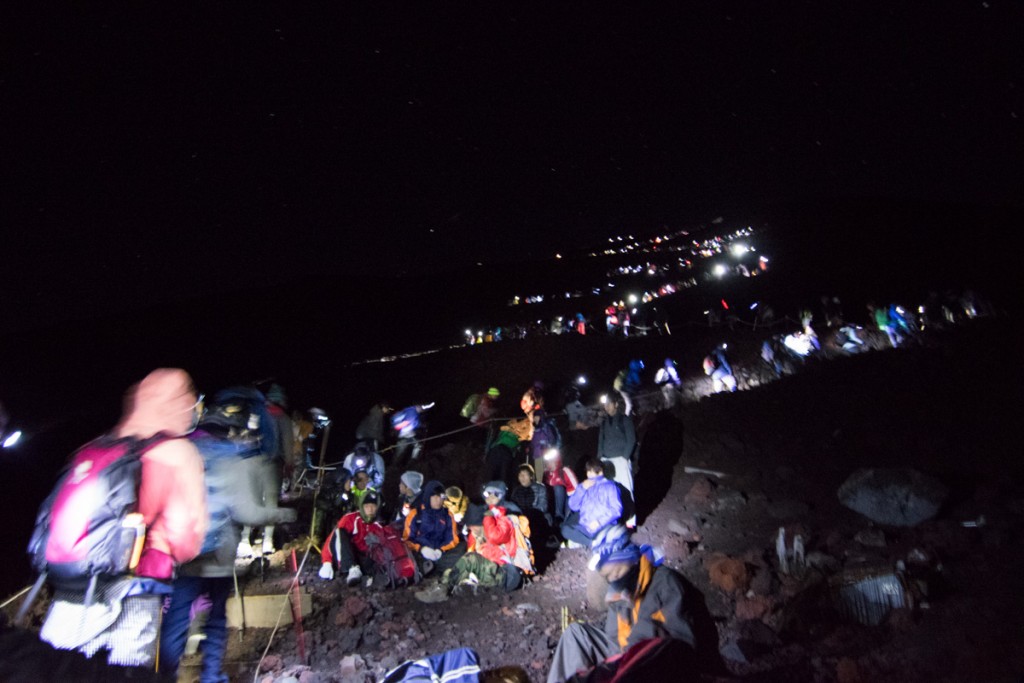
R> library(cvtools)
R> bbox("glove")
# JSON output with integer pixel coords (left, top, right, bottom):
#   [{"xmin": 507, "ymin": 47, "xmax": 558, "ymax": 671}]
[
  {"xmin": 319, "ymin": 563, "xmax": 334, "ymax": 580},
  {"xmin": 489, "ymin": 506, "xmax": 503, "ymax": 518},
  {"xmin": 420, "ymin": 547, "xmax": 433, "ymax": 560}
]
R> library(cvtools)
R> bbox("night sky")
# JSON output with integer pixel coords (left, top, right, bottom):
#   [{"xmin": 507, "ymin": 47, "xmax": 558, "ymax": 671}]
[{"xmin": 2, "ymin": 3, "xmax": 1021, "ymax": 330}]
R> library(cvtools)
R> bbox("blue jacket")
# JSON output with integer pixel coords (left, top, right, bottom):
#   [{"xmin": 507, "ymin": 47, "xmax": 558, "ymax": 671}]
[
  {"xmin": 402, "ymin": 480, "xmax": 459, "ymax": 552},
  {"xmin": 568, "ymin": 476, "xmax": 622, "ymax": 534}
]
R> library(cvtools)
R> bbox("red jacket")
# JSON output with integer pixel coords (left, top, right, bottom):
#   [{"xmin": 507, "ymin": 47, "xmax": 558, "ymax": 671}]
[
  {"xmin": 467, "ymin": 506, "xmax": 517, "ymax": 566},
  {"xmin": 322, "ymin": 511, "xmax": 389, "ymax": 563},
  {"xmin": 544, "ymin": 466, "xmax": 578, "ymax": 494}
]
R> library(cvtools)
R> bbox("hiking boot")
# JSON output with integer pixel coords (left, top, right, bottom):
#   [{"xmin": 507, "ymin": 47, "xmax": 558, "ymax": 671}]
[
  {"xmin": 236, "ymin": 540, "xmax": 254, "ymax": 559},
  {"xmin": 414, "ymin": 582, "xmax": 449, "ymax": 603},
  {"xmin": 346, "ymin": 565, "xmax": 363, "ymax": 587}
]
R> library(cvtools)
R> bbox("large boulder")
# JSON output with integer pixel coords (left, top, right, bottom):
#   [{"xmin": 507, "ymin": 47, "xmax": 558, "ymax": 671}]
[{"xmin": 838, "ymin": 468, "xmax": 948, "ymax": 527}]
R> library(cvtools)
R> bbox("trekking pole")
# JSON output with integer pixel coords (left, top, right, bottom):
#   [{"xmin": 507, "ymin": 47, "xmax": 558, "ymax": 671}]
[
  {"xmin": 233, "ymin": 563, "xmax": 246, "ymax": 640},
  {"xmin": 308, "ymin": 421, "xmax": 332, "ymax": 545}
]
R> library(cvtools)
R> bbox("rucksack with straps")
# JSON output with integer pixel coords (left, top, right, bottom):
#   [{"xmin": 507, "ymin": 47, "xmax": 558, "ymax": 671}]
[
  {"xmin": 20, "ymin": 433, "xmax": 170, "ymax": 616},
  {"xmin": 506, "ymin": 514, "xmax": 535, "ymax": 576},
  {"xmin": 365, "ymin": 526, "xmax": 420, "ymax": 589}
]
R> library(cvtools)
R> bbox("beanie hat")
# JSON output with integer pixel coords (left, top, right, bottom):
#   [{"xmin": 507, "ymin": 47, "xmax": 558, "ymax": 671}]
[
  {"xmin": 400, "ymin": 471, "xmax": 424, "ymax": 494},
  {"xmin": 587, "ymin": 525, "xmax": 663, "ymax": 571},
  {"xmin": 361, "ymin": 491, "xmax": 380, "ymax": 507},
  {"xmin": 487, "ymin": 387, "xmax": 501, "ymax": 398},
  {"xmin": 517, "ymin": 463, "xmax": 536, "ymax": 480},
  {"xmin": 482, "ymin": 481, "xmax": 508, "ymax": 499},
  {"xmin": 464, "ymin": 503, "xmax": 486, "ymax": 526}
]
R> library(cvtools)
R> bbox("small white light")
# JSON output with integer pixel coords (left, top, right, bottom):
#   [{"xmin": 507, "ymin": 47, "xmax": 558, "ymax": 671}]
[
  {"xmin": 543, "ymin": 448, "xmax": 560, "ymax": 461},
  {"xmin": 713, "ymin": 264, "xmax": 727, "ymax": 277},
  {"xmin": 600, "ymin": 394, "xmax": 608, "ymax": 404},
  {"xmin": 577, "ymin": 375, "xmax": 587, "ymax": 385},
  {"xmin": 3, "ymin": 430, "xmax": 22, "ymax": 448}
]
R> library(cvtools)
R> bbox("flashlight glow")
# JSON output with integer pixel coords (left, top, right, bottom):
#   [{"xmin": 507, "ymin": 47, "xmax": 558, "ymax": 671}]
[
  {"xmin": 2, "ymin": 430, "xmax": 22, "ymax": 448},
  {"xmin": 577, "ymin": 375, "xmax": 587, "ymax": 385}
]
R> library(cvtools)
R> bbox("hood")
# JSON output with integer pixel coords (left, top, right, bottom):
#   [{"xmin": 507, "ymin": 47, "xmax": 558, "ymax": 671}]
[
  {"xmin": 116, "ymin": 368, "xmax": 197, "ymax": 439},
  {"xmin": 422, "ymin": 480, "xmax": 446, "ymax": 500}
]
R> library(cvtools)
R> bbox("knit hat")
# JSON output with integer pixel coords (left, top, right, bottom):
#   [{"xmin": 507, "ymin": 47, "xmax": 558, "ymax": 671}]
[
  {"xmin": 487, "ymin": 387, "xmax": 501, "ymax": 398},
  {"xmin": 361, "ymin": 491, "xmax": 380, "ymax": 507},
  {"xmin": 400, "ymin": 471, "xmax": 424, "ymax": 494},
  {"xmin": 587, "ymin": 525, "xmax": 663, "ymax": 571},
  {"xmin": 482, "ymin": 481, "xmax": 508, "ymax": 499},
  {"xmin": 517, "ymin": 463, "xmax": 536, "ymax": 480},
  {"xmin": 464, "ymin": 503, "xmax": 486, "ymax": 526}
]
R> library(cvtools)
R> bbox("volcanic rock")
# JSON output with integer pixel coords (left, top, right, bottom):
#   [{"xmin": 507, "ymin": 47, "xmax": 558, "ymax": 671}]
[{"xmin": 838, "ymin": 468, "xmax": 948, "ymax": 527}]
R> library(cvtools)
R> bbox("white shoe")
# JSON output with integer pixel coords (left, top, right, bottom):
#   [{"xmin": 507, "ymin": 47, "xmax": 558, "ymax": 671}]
[
  {"xmin": 346, "ymin": 565, "xmax": 363, "ymax": 586},
  {"xmin": 261, "ymin": 538, "xmax": 275, "ymax": 555},
  {"xmin": 236, "ymin": 540, "xmax": 254, "ymax": 559}
]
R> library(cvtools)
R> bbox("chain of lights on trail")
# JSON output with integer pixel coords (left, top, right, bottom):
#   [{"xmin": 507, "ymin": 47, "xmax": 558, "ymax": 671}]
[{"xmin": 465, "ymin": 225, "xmax": 769, "ymax": 344}]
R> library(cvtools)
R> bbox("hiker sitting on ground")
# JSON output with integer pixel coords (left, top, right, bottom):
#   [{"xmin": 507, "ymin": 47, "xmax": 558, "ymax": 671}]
[
  {"xmin": 444, "ymin": 485, "xmax": 469, "ymax": 530},
  {"xmin": 509, "ymin": 463, "xmax": 552, "ymax": 525},
  {"xmin": 547, "ymin": 525, "xmax": 698, "ymax": 683},
  {"xmin": 542, "ymin": 449, "xmax": 579, "ymax": 524},
  {"xmin": 561, "ymin": 459, "xmax": 622, "ymax": 548},
  {"xmin": 391, "ymin": 470, "xmax": 424, "ymax": 527},
  {"xmin": 403, "ymin": 480, "xmax": 464, "ymax": 576},
  {"xmin": 415, "ymin": 498, "xmax": 533, "ymax": 602},
  {"xmin": 346, "ymin": 470, "xmax": 378, "ymax": 512},
  {"xmin": 320, "ymin": 492, "xmax": 400, "ymax": 586}
]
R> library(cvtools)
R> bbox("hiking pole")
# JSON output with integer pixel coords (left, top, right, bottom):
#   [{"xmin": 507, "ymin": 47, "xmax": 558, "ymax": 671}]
[
  {"xmin": 308, "ymin": 421, "xmax": 332, "ymax": 545},
  {"xmin": 233, "ymin": 563, "xmax": 246, "ymax": 640}
]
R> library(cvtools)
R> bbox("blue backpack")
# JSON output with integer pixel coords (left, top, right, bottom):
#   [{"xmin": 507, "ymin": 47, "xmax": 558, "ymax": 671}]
[{"xmin": 189, "ymin": 429, "xmax": 261, "ymax": 556}]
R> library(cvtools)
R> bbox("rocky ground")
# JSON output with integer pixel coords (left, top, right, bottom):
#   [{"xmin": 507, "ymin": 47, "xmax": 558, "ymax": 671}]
[
  {"xmin": 216, "ymin": 317, "xmax": 1024, "ymax": 683},
  {"xmin": 15, "ymin": 316, "xmax": 1020, "ymax": 683}
]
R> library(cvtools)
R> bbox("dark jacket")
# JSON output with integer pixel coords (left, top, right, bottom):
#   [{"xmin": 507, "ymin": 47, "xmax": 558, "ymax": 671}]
[
  {"xmin": 509, "ymin": 482, "xmax": 549, "ymax": 516},
  {"xmin": 598, "ymin": 412, "xmax": 637, "ymax": 462},
  {"xmin": 605, "ymin": 555, "xmax": 697, "ymax": 651},
  {"xmin": 402, "ymin": 480, "xmax": 459, "ymax": 552}
]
